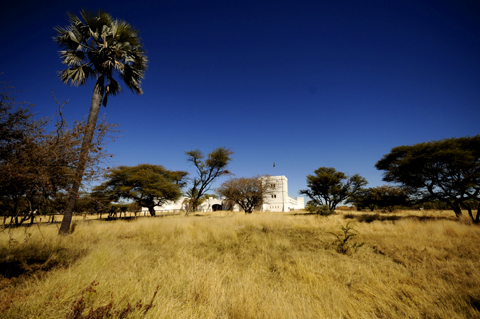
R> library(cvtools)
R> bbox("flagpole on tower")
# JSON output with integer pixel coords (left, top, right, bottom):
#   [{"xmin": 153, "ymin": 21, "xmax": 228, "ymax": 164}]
[{"xmin": 273, "ymin": 162, "xmax": 276, "ymax": 176}]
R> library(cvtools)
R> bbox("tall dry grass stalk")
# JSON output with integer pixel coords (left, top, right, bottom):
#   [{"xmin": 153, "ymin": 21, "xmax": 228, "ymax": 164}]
[{"xmin": 1, "ymin": 210, "xmax": 479, "ymax": 318}]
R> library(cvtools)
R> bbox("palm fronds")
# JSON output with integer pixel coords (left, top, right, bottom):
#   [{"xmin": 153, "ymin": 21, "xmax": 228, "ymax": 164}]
[{"xmin": 54, "ymin": 9, "xmax": 148, "ymax": 105}]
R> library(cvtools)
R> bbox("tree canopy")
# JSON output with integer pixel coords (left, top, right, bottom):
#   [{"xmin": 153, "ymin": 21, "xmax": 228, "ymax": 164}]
[
  {"xmin": 54, "ymin": 9, "xmax": 148, "ymax": 101},
  {"xmin": 184, "ymin": 147, "xmax": 233, "ymax": 215},
  {"xmin": 348, "ymin": 186, "xmax": 410, "ymax": 212},
  {"xmin": 216, "ymin": 176, "xmax": 274, "ymax": 213},
  {"xmin": 0, "ymin": 85, "xmax": 116, "ymax": 226},
  {"xmin": 375, "ymin": 136, "xmax": 480, "ymax": 222},
  {"xmin": 93, "ymin": 164, "xmax": 188, "ymax": 216},
  {"xmin": 300, "ymin": 167, "xmax": 367, "ymax": 211}
]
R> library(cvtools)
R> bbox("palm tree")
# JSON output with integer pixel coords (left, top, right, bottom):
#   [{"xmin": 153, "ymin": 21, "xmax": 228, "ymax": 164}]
[{"xmin": 54, "ymin": 9, "xmax": 147, "ymax": 235}]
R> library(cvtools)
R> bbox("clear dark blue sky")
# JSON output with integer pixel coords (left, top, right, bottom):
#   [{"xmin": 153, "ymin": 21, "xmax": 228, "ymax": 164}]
[{"xmin": 1, "ymin": 0, "xmax": 479, "ymax": 196}]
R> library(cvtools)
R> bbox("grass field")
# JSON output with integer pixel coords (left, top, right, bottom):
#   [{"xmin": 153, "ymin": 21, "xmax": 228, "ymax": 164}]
[{"xmin": 1, "ymin": 210, "xmax": 479, "ymax": 318}]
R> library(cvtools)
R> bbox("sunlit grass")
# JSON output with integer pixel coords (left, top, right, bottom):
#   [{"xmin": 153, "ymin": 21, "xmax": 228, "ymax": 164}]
[{"xmin": 1, "ymin": 210, "xmax": 479, "ymax": 318}]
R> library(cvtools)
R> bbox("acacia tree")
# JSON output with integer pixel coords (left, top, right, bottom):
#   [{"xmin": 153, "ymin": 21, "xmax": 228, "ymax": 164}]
[
  {"xmin": 54, "ymin": 9, "xmax": 147, "ymax": 235},
  {"xmin": 0, "ymin": 115, "xmax": 116, "ymax": 226},
  {"xmin": 127, "ymin": 201, "xmax": 142, "ymax": 217},
  {"xmin": 0, "ymin": 86, "xmax": 43, "ymax": 224},
  {"xmin": 0, "ymin": 85, "xmax": 40, "ymax": 161},
  {"xmin": 93, "ymin": 164, "xmax": 188, "ymax": 217},
  {"xmin": 84, "ymin": 189, "xmax": 114, "ymax": 219},
  {"xmin": 375, "ymin": 136, "xmax": 480, "ymax": 223},
  {"xmin": 348, "ymin": 186, "xmax": 410, "ymax": 212},
  {"xmin": 347, "ymin": 188, "xmax": 375, "ymax": 211},
  {"xmin": 216, "ymin": 176, "xmax": 275, "ymax": 214},
  {"xmin": 0, "ymin": 86, "xmax": 116, "ymax": 226},
  {"xmin": 300, "ymin": 167, "xmax": 367, "ymax": 211},
  {"xmin": 371, "ymin": 186, "xmax": 410, "ymax": 212},
  {"xmin": 184, "ymin": 147, "xmax": 233, "ymax": 215}
]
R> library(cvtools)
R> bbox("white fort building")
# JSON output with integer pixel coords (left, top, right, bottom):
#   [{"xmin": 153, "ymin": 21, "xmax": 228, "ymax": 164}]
[{"xmin": 141, "ymin": 175, "xmax": 304, "ymax": 214}]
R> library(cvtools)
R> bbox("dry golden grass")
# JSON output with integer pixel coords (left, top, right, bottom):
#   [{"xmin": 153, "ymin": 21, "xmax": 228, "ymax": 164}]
[{"xmin": 1, "ymin": 210, "xmax": 479, "ymax": 318}]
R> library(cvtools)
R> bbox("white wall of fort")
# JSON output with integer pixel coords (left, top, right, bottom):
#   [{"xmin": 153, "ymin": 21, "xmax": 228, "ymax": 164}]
[{"xmin": 141, "ymin": 175, "xmax": 304, "ymax": 214}]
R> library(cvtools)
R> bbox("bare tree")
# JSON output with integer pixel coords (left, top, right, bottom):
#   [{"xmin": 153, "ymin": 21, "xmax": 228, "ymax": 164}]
[
  {"xmin": 0, "ymin": 85, "xmax": 118, "ymax": 226},
  {"xmin": 184, "ymin": 147, "xmax": 233, "ymax": 216}
]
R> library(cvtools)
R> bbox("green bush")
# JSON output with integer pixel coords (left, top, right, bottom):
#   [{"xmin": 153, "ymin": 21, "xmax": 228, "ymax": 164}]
[
  {"xmin": 328, "ymin": 222, "xmax": 364, "ymax": 255},
  {"xmin": 306, "ymin": 203, "xmax": 335, "ymax": 216}
]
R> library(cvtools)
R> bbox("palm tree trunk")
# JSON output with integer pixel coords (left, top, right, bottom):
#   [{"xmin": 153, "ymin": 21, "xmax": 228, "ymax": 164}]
[{"xmin": 58, "ymin": 80, "xmax": 104, "ymax": 235}]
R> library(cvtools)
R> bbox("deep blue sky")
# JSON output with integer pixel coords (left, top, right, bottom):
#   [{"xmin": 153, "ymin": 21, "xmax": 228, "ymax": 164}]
[{"xmin": 1, "ymin": 0, "xmax": 479, "ymax": 197}]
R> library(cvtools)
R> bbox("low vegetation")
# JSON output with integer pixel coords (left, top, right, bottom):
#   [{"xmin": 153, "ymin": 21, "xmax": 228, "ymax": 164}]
[{"xmin": 1, "ymin": 210, "xmax": 479, "ymax": 318}]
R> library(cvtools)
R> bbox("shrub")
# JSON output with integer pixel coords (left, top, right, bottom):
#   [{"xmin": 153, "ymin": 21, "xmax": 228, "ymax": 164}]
[
  {"xmin": 306, "ymin": 204, "xmax": 335, "ymax": 216},
  {"xmin": 328, "ymin": 222, "xmax": 364, "ymax": 255}
]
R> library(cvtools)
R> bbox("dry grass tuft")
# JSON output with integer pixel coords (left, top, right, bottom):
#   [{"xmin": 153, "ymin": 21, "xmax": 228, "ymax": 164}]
[{"xmin": 0, "ymin": 210, "xmax": 479, "ymax": 318}]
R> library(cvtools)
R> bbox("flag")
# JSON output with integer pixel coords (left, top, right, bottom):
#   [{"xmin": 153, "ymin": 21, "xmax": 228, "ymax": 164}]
[{"xmin": 273, "ymin": 163, "xmax": 275, "ymax": 168}]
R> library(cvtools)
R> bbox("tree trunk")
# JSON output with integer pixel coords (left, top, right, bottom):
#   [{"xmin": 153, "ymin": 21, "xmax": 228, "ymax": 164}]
[
  {"xmin": 58, "ymin": 80, "xmax": 104, "ymax": 235},
  {"xmin": 466, "ymin": 207, "xmax": 474, "ymax": 222},
  {"xmin": 475, "ymin": 202, "xmax": 480, "ymax": 224},
  {"xmin": 148, "ymin": 206, "xmax": 156, "ymax": 217},
  {"xmin": 184, "ymin": 202, "xmax": 192, "ymax": 217},
  {"xmin": 448, "ymin": 201, "xmax": 463, "ymax": 218}
]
